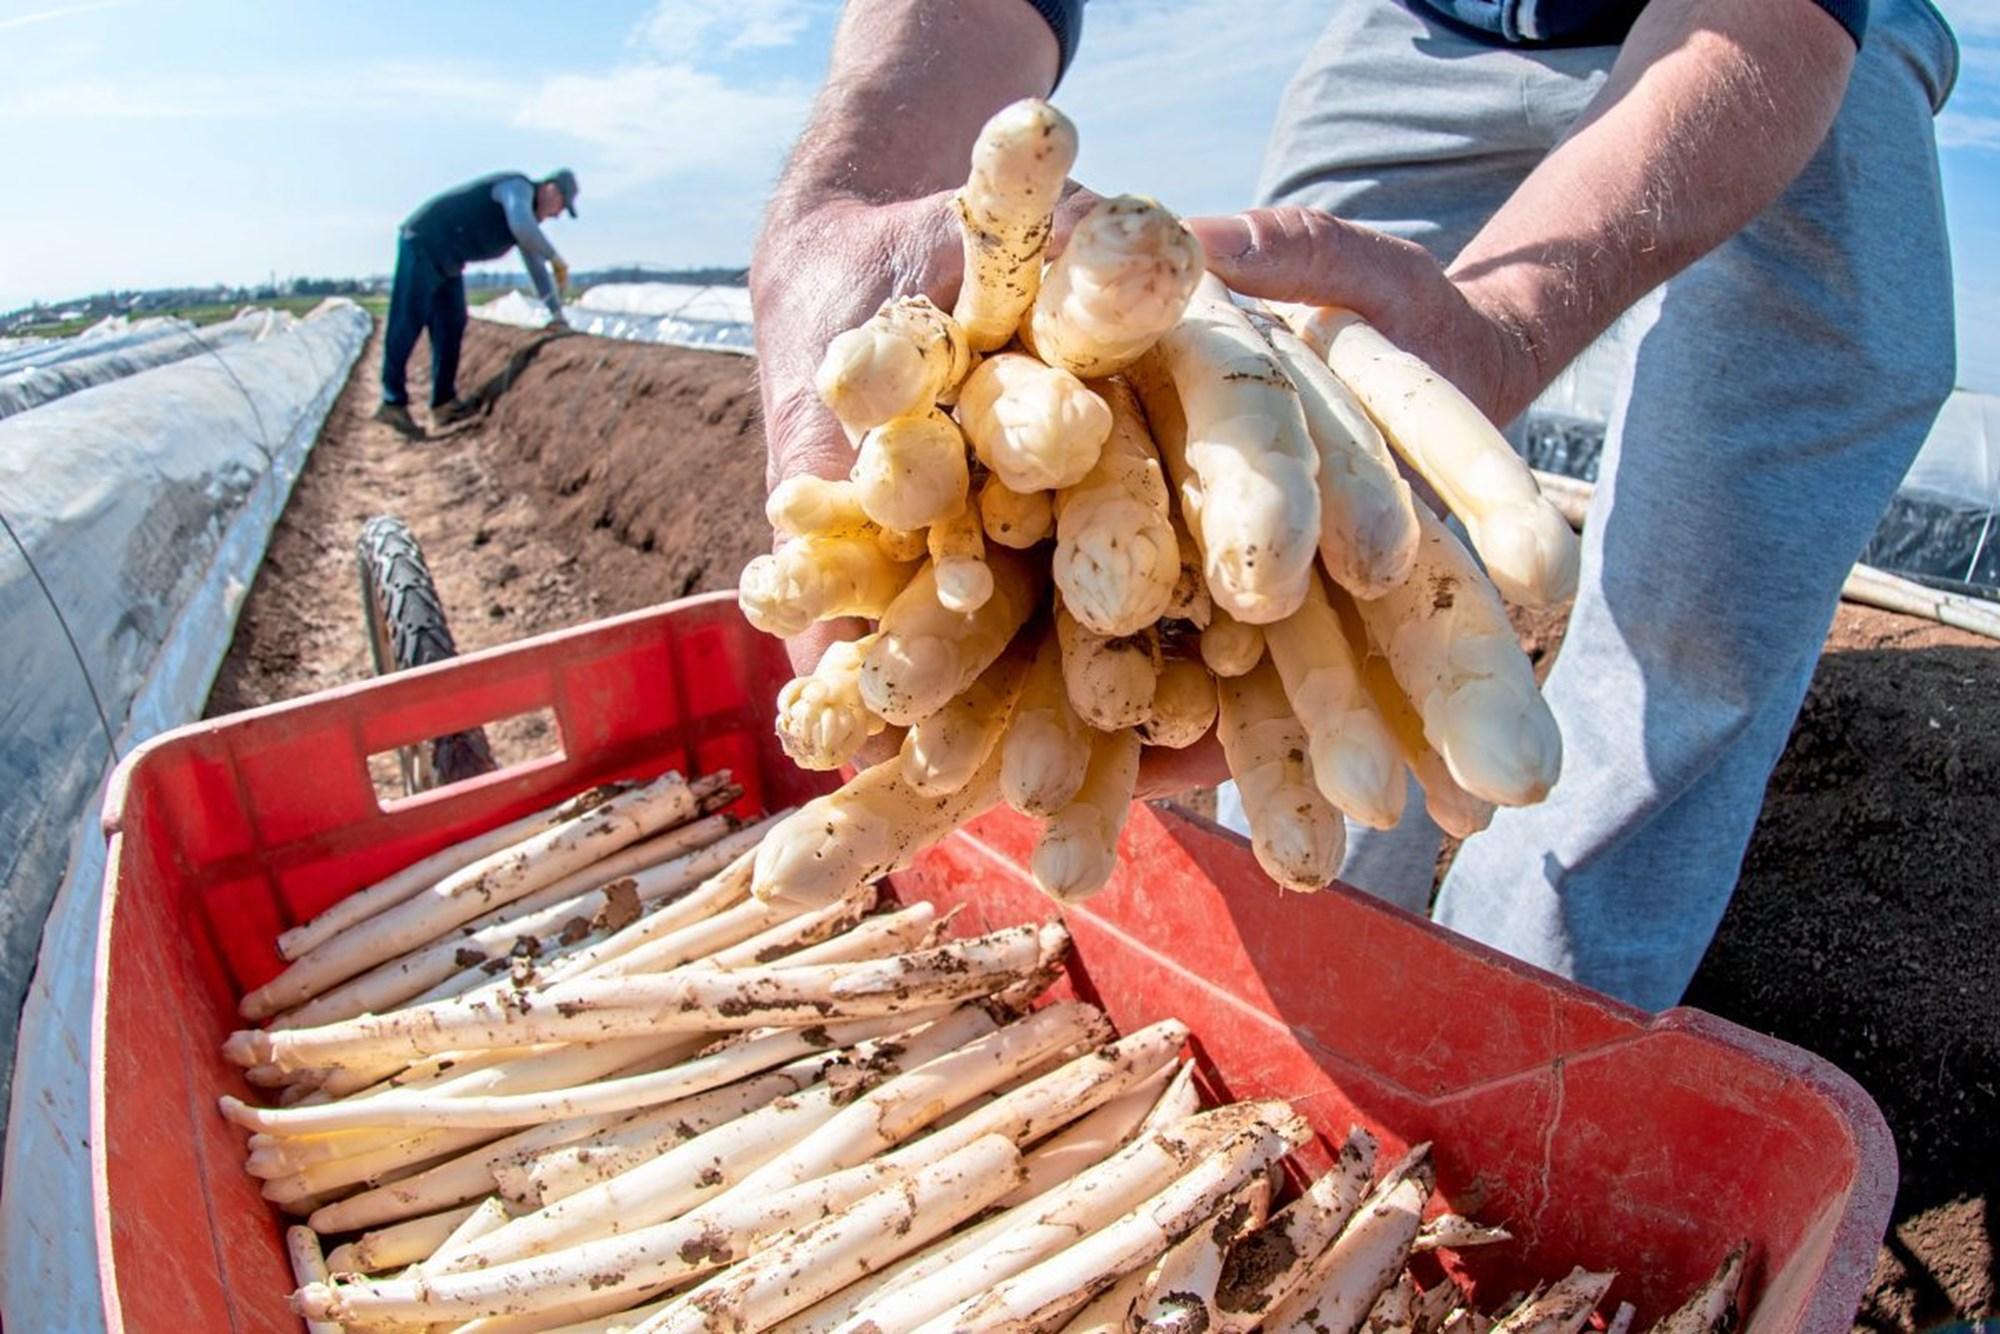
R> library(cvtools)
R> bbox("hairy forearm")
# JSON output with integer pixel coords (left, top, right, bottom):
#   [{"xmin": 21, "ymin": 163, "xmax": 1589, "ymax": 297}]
[
  {"xmin": 766, "ymin": 0, "xmax": 1058, "ymax": 225},
  {"xmin": 1449, "ymin": 0, "xmax": 1854, "ymax": 394}
]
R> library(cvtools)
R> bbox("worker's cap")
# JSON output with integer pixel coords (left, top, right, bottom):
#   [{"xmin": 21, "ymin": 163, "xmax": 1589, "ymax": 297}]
[{"xmin": 545, "ymin": 169, "xmax": 580, "ymax": 218}]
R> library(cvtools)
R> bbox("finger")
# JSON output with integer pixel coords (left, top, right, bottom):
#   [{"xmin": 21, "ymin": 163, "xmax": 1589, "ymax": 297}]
[
  {"xmin": 1043, "ymin": 182, "xmax": 1105, "ymax": 260},
  {"xmin": 1186, "ymin": 207, "xmax": 1434, "ymax": 324}
]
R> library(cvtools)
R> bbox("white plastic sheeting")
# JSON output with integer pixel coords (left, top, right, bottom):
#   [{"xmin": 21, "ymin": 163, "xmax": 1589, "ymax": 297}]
[
  {"xmin": 474, "ymin": 282, "xmax": 754, "ymax": 355},
  {"xmin": 0, "ymin": 307, "xmax": 301, "ymax": 421},
  {"xmin": 0, "ymin": 298, "xmax": 369, "ymax": 1332},
  {"xmin": 0, "ymin": 312, "xmax": 201, "ymax": 375}
]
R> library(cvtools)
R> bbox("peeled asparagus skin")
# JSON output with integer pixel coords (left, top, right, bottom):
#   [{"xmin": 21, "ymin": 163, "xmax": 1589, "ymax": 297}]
[
  {"xmin": 1052, "ymin": 376, "xmax": 1178, "ymax": 637},
  {"xmin": 240, "ymin": 773, "xmax": 701, "ymax": 1021},
  {"xmin": 1056, "ymin": 604, "xmax": 1160, "ymax": 731},
  {"xmin": 1215, "ymin": 1127, "xmax": 1378, "ymax": 1332},
  {"xmin": 1264, "ymin": 570, "xmax": 1407, "ymax": 830},
  {"xmin": 900, "ymin": 631, "xmax": 1034, "ymax": 796},
  {"xmin": 1648, "ymin": 1243, "xmax": 1746, "ymax": 1334},
  {"xmin": 1023, "ymin": 194, "xmax": 1206, "ymax": 379},
  {"xmin": 752, "ymin": 750, "xmax": 1005, "ymax": 910},
  {"xmin": 1001, "ymin": 627, "xmax": 1096, "ymax": 817},
  {"xmin": 953, "ymin": 98, "xmax": 1079, "ymax": 351},
  {"xmin": 1279, "ymin": 303, "xmax": 1579, "ymax": 607},
  {"xmin": 1490, "ymin": 1267, "xmax": 1619, "ymax": 1334},
  {"xmin": 284, "ymin": 1226, "xmax": 342, "ymax": 1334},
  {"xmin": 738, "ymin": 533, "xmax": 917, "ymax": 639},
  {"xmin": 1263, "ymin": 1147, "xmax": 1436, "ymax": 1334},
  {"xmin": 1129, "ymin": 278, "xmax": 1320, "ymax": 625},
  {"xmin": 926, "ymin": 501, "xmax": 994, "ymax": 613},
  {"xmin": 324, "ymin": 1204, "xmax": 478, "ymax": 1274},
  {"xmin": 1132, "ymin": 1175, "xmax": 1274, "ymax": 1332},
  {"xmin": 957, "ymin": 352, "xmax": 1113, "ymax": 493},
  {"xmin": 1138, "ymin": 652, "xmax": 1217, "ymax": 750},
  {"xmin": 1351, "ymin": 504, "xmax": 1561, "ymax": 807},
  {"xmin": 776, "ymin": 635, "xmax": 885, "ymax": 772},
  {"xmin": 814, "ymin": 295, "xmax": 970, "ymax": 436},
  {"xmin": 852, "ymin": 408, "xmax": 972, "ymax": 532},
  {"xmin": 978, "ymin": 473, "xmax": 1055, "ymax": 549},
  {"xmin": 1216, "ymin": 657, "xmax": 1345, "ymax": 892},
  {"xmin": 861, "ymin": 550, "xmax": 1043, "ymax": 726},
  {"xmin": 1254, "ymin": 313, "xmax": 1419, "ymax": 600},
  {"xmin": 1031, "ymin": 726, "xmax": 1141, "ymax": 903},
  {"xmin": 1163, "ymin": 503, "xmax": 1213, "ymax": 629}
]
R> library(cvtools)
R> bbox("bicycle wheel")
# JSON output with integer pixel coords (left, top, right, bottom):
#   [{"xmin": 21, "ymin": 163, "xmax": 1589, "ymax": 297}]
[{"xmin": 356, "ymin": 514, "xmax": 497, "ymax": 795}]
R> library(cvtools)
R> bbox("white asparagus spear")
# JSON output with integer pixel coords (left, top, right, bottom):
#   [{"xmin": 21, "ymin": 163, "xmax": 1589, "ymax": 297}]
[
  {"xmin": 952, "ymin": 98, "xmax": 1078, "ymax": 351},
  {"xmin": 899, "ymin": 631, "xmax": 1034, "ymax": 797},
  {"xmin": 1604, "ymin": 1302, "xmax": 1638, "ymax": 1334},
  {"xmin": 1200, "ymin": 607, "xmax": 1265, "ymax": 679},
  {"xmin": 231, "ymin": 922, "xmax": 1061, "ymax": 1073},
  {"xmin": 1365, "ymin": 1271, "xmax": 1422, "ymax": 1334},
  {"xmin": 1130, "ymin": 279, "xmax": 1320, "ymax": 626},
  {"xmin": 957, "ymin": 352, "xmax": 1113, "ymax": 493},
  {"xmin": 1492, "ymin": 1268, "xmax": 1618, "ymax": 1334},
  {"xmin": 1051, "ymin": 377, "xmax": 1178, "ymax": 637},
  {"xmin": 1058, "ymin": 1263, "xmax": 1152, "ymax": 1333},
  {"xmin": 767, "ymin": 474, "xmax": 876, "ymax": 539},
  {"xmin": 998, "ymin": 1058, "xmax": 1174, "ymax": 1206},
  {"xmin": 242, "ymin": 772, "xmax": 704, "ymax": 1020},
  {"xmin": 1131, "ymin": 1174, "xmax": 1274, "ymax": 1332},
  {"xmin": 840, "ymin": 1099, "xmax": 1269, "ymax": 1333},
  {"xmin": 1001, "ymin": 628, "xmax": 1095, "ymax": 818},
  {"xmin": 1213, "ymin": 1125, "xmax": 1378, "ymax": 1331},
  {"xmin": 751, "ymin": 751, "xmax": 1005, "ymax": 911},
  {"xmin": 1139, "ymin": 651, "xmax": 1217, "ymax": 751},
  {"xmin": 634, "ymin": 1137, "xmax": 1026, "ymax": 1334},
  {"xmin": 739, "ymin": 534, "xmax": 918, "ymax": 638},
  {"xmin": 815, "ymin": 295, "xmax": 971, "ymax": 436},
  {"xmin": 1277, "ymin": 303, "xmax": 1580, "ymax": 607},
  {"xmin": 274, "ymin": 814, "xmax": 765, "ymax": 1030},
  {"xmin": 1138, "ymin": 1060, "xmax": 1203, "ymax": 1135},
  {"xmin": 1056, "ymin": 604, "xmax": 1160, "ymax": 731},
  {"xmin": 417, "ymin": 1194, "xmax": 512, "ymax": 1276},
  {"xmin": 1252, "ymin": 312, "xmax": 1419, "ymax": 600},
  {"xmin": 927, "ymin": 501, "xmax": 994, "ymax": 613},
  {"xmin": 725, "ymin": 1002, "xmax": 1109, "ymax": 1201},
  {"xmin": 1415, "ymin": 1214, "xmax": 1512, "ymax": 1251},
  {"xmin": 284, "ymin": 1226, "xmax": 344, "ymax": 1334},
  {"xmin": 979, "ymin": 473, "xmax": 1056, "ymax": 548},
  {"xmin": 276, "ymin": 782, "xmax": 633, "ymax": 962},
  {"xmin": 861, "ymin": 551, "xmax": 1044, "ymax": 727},
  {"xmin": 1262, "ymin": 1148, "xmax": 1436, "ymax": 1334},
  {"xmin": 298, "ymin": 1022, "xmax": 923, "ymax": 1234},
  {"xmin": 914, "ymin": 1102, "xmax": 1313, "ymax": 1332},
  {"xmin": 325, "ymin": 1203, "xmax": 478, "ymax": 1274},
  {"xmin": 1350, "ymin": 504, "xmax": 1561, "ymax": 807},
  {"xmin": 436, "ymin": 1009, "xmax": 1001, "ymax": 1275},
  {"xmin": 852, "ymin": 409, "xmax": 974, "ymax": 533},
  {"xmin": 1031, "ymin": 726, "xmax": 1141, "ymax": 903},
  {"xmin": 1264, "ymin": 570, "xmax": 1407, "ymax": 829},
  {"xmin": 1022, "ymin": 194, "xmax": 1205, "ymax": 379},
  {"xmin": 776, "ymin": 635, "xmax": 885, "ymax": 772},
  {"xmin": 1216, "ymin": 657, "xmax": 1346, "ymax": 892}
]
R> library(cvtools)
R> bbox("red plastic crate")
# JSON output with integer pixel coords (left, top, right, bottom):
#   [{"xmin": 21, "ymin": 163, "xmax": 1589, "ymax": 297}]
[{"xmin": 89, "ymin": 593, "xmax": 1894, "ymax": 1334}]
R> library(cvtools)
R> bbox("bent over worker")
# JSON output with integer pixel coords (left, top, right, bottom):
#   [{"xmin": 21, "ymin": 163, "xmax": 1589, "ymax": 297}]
[
  {"xmin": 376, "ymin": 169, "xmax": 579, "ymax": 439},
  {"xmin": 749, "ymin": 0, "xmax": 1957, "ymax": 1011}
]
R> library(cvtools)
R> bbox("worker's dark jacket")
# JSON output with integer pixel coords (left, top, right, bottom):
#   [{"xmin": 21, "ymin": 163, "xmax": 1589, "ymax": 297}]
[{"xmin": 401, "ymin": 172, "xmax": 536, "ymax": 272}]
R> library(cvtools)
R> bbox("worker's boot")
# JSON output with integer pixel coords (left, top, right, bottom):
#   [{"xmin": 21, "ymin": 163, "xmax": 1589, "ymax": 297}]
[
  {"xmin": 432, "ymin": 397, "xmax": 481, "ymax": 429},
  {"xmin": 373, "ymin": 401, "xmax": 424, "ymax": 440}
]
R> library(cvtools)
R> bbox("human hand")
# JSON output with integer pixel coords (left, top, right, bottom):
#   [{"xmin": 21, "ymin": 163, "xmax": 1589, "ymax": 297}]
[
  {"xmin": 552, "ymin": 256, "xmax": 570, "ymax": 294},
  {"xmin": 1188, "ymin": 208, "xmax": 1546, "ymax": 428}
]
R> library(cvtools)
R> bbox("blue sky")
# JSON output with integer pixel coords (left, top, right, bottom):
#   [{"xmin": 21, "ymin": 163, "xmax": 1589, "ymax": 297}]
[{"xmin": 0, "ymin": 0, "xmax": 1993, "ymax": 390}]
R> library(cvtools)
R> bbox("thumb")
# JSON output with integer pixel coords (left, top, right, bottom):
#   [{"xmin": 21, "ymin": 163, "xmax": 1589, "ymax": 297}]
[{"xmin": 1187, "ymin": 207, "xmax": 1431, "ymax": 323}]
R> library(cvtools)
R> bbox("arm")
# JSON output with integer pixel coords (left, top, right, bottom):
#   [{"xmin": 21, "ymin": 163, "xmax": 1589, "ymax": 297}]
[
  {"xmin": 494, "ymin": 178, "xmax": 563, "ymax": 315},
  {"xmin": 1196, "ymin": 0, "xmax": 1857, "ymax": 425},
  {"xmin": 752, "ymin": 0, "xmax": 1061, "ymax": 492}
]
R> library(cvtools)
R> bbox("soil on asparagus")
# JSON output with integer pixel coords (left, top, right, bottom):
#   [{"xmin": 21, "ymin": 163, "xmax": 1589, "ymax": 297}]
[{"xmin": 208, "ymin": 320, "xmax": 1999, "ymax": 1329}]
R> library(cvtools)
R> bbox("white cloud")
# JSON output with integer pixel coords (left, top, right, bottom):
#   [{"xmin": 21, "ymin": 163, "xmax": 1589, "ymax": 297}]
[
  {"xmin": 514, "ymin": 62, "xmax": 812, "ymax": 192},
  {"xmin": 1939, "ymin": 109, "xmax": 2000, "ymax": 148},
  {"xmin": 0, "ymin": 0, "xmax": 121, "ymax": 33},
  {"xmin": 0, "ymin": 62, "xmax": 517, "ymax": 122},
  {"xmin": 630, "ymin": 0, "xmax": 826, "ymax": 56}
]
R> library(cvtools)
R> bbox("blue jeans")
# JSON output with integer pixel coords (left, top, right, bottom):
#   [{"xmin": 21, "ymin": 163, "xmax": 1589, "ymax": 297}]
[
  {"xmin": 1235, "ymin": 0, "xmax": 1959, "ymax": 1010},
  {"xmin": 381, "ymin": 232, "xmax": 467, "ymax": 408}
]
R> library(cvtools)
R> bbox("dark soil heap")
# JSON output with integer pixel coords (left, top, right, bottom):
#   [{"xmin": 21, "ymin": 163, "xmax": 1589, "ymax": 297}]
[{"xmin": 210, "ymin": 320, "xmax": 1999, "ymax": 1329}]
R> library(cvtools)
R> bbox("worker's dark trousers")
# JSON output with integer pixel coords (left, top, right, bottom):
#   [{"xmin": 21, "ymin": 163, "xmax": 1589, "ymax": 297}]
[{"xmin": 381, "ymin": 232, "xmax": 468, "ymax": 408}]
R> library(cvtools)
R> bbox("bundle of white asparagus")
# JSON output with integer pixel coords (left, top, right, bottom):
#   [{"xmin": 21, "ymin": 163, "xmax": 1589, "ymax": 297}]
[
  {"xmin": 744, "ymin": 97, "xmax": 1575, "ymax": 900},
  {"xmin": 223, "ymin": 778, "xmax": 1742, "ymax": 1334}
]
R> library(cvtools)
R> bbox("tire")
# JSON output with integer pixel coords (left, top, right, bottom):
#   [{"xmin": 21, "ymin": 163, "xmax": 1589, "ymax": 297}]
[{"xmin": 356, "ymin": 514, "xmax": 497, "ymax": 795}]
